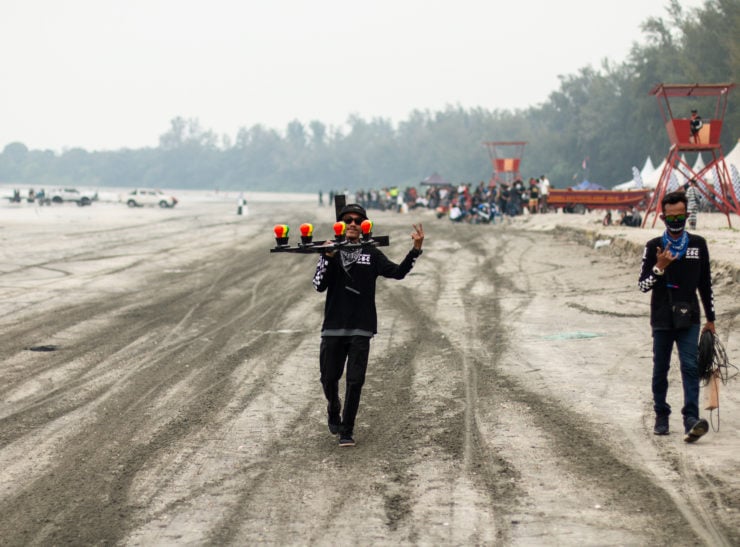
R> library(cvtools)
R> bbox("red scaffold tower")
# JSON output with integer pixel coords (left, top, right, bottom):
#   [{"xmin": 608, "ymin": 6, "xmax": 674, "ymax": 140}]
[
  {"xmin": 483, "ymin": 141, "xmax": 527, "ymax": 186},
  {"xmin": 643, "ymin": 83, "xmax": 738, "ymax": 227}
]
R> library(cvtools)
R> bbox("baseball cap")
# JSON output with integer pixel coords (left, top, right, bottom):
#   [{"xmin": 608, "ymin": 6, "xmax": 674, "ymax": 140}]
[{"xmin": 337, "ymin": 204, "xmax": 368, "ymax": 221}]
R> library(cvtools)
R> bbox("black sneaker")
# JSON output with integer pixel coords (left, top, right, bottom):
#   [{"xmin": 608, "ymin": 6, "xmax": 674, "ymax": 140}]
[
  {"xmin": 684, "ymin": 417, "xmax": 709, "ymax": 443},
  {"xmin": 327, "ymin": 400, "xmax": 342, "ymax": 435},
  {"xmin": 328, "ymin": 415, "xmax": 342, "ymax": 435},
  {"xmin": 654, "ymin": 415, "xmax": 669, "ymax": 435},
  {"xmin": 338, "ymin": 434, "xmax": 355, "ymax": 447}
]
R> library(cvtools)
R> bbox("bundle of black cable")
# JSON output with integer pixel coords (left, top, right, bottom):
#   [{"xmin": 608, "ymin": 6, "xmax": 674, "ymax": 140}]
[{"xmin": 698, "ymin": 330, "xmax": 738, "ymax": 385}]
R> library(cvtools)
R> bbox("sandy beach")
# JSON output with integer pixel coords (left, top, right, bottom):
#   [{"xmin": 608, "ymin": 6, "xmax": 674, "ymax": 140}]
[
  {"xmin": 515, "ymin": 207, "xmax": 740, "ymax": 283},
  {"xmin": 1, "ymin": 195, "xmax": 738, "ymax": 545}
]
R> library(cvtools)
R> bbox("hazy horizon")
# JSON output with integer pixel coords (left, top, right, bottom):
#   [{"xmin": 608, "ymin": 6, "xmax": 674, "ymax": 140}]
[{"xmin": 2, "ymin": 0, "xmax": 707, "ymax": 153}]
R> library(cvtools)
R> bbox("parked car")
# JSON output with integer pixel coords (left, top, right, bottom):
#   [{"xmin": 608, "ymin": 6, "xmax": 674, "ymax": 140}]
[
  {"xmin": 120, "ymin": 189, "xmax": 178, "ymax": 208},
  {"xmin": 48, "ymin": 187, "xmax": 97, "ymax": 206}
]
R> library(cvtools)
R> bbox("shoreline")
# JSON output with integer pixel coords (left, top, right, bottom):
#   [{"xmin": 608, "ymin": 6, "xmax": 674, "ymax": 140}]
[{"xmin": 0, "ymin": 184, "xmax": 317, "ymax": 204}]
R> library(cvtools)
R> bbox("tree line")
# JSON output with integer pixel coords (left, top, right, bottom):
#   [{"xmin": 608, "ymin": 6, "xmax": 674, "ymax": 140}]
[{"xmin": 1, "ymin": 0, "xmax": 738, "ymax": 192}]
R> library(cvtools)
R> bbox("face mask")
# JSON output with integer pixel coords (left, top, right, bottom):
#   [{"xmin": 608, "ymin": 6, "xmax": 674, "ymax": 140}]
[{"xmin": 665, "ymin": 217, "xmax": 687, "ymax": 234}]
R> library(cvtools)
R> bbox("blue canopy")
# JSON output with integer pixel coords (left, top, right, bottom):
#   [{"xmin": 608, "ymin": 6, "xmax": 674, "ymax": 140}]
[
  {"xmin": 572, "ymin": 180, "xmax": 606, "ymax": 190},
  {"xmin": 420, "ymin": 172, "xmax": 453, "ymax": 186}
]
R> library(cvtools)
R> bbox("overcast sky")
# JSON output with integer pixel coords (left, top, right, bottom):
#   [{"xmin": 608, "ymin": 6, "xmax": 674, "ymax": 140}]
[{"xmin": 1, "ymin": 0, "xmax": 706, "ymax": 152}]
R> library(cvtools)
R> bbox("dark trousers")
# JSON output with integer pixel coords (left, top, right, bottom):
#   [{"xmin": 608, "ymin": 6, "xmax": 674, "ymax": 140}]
[
  {"xmin": 652, "ymin": 324, "xmax": 701, "ymax": 432},
  {"xmin": 320, "ymin": 335, "xmax": 370, "ymax": 434}
]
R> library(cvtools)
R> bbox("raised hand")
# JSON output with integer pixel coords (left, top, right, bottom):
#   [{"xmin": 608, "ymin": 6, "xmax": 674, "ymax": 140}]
[{"xmin": 411, "ymin": 223, "xmax": 424, "ymax": 250}]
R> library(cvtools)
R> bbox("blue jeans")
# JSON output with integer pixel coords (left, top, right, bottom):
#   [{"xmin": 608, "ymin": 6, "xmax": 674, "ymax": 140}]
[{"xmin": 652, "ymin": 324, "xmax": 701, "ymax": 432}]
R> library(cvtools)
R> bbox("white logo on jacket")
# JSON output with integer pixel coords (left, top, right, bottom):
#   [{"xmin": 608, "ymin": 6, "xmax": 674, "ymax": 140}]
[
  {"xmin": 357, "ymin": 254, "xmax": 371, "ymax": 265},
  {"xmin": 686, "ymin": 247, "xmax": 699, "ymax": 259}
]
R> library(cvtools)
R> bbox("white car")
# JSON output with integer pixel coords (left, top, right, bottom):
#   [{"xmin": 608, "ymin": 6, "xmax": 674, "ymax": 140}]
[
  {"xmin": 121, "ymin": 189, "xmax": 178, "ymax": 208},
  {"xmin": 49, "ymin": 187, "xmax": 97, "ymax": 206}
]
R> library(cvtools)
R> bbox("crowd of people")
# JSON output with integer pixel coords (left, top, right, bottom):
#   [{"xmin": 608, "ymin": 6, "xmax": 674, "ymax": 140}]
[
  {"xmin": 320, "ymin": 187, "xmax": 422, "ymax": 214},
  {"xmin": 421, "ymin": 175, "xmax": 552, "ymax": 223},
  {"xmin": 323, "ymin": 171, "xmax": 734, "ymax": 229},
  {"xmin": 7, "ymin": 188, "xmax": 49, "ymax": 204},
  {"xmin": 322, "ymin": 175, "xmax": 553, "ymax": 224}
]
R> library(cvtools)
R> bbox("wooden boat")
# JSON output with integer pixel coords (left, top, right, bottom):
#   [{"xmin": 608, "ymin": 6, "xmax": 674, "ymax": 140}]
[{"xmin": 547, "ymin": 188, "xmax": 650, "ymax": 212}]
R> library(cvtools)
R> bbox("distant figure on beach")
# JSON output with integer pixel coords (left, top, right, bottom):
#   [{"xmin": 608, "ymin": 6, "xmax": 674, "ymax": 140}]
[
  {"xmin": 528, "ymin": 178, "xmax": 539, "ymax": 214},
  {"xmin": 618, "ymin": 207, "xmax": 641, "ymax": 227},
  {"xmin": 312, "ymin": 203, "xmax": 424, "ymax": 447},
  {"xmin": 638, "ymin": 190, "xmax": 715, "ymax": 442},
  {"xmin": 510, "ymin": 180, "xmax": 524, "ymax": 216},
  {"xmin": 539, "ymin": 175, "xmax": 550, "ymax": 212},
  {"xmin": 689, "ymin": 109, "xmax": 703, "ymax": 143}
]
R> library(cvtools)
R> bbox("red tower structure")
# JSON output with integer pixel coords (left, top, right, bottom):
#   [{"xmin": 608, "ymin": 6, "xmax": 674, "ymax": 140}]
[
  {"xmin": 483, "ymin": 141, "xmax": 527, "ymax": 186},
  {"xmin": 642, "ymin": 83, "xmax": 738, "ymax": 227}
]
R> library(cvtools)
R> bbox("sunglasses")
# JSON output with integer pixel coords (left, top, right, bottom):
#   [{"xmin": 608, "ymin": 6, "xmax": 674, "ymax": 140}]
[
  {"xmin": 664, "ymin": 214, "xmax": 686, "ymax": 222},
  {"xmin": 342, "ymin": 216, "xmax": 364, "ymax": 225}
]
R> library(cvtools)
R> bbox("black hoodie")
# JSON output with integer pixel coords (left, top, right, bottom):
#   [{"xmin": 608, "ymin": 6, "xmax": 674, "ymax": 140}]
[
  {"xmin": 313, "ymin": 246, "xmax": 421, "ymax": 335},
  {"xmin": 638, "ymin": 232, "xmax": 715, "ymax": 329}
]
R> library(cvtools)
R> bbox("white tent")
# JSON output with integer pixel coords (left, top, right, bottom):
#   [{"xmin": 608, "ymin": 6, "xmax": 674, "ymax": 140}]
[
  {"xmin": 613, "ymin": 180, "xmax": 636, "ymax": 191},
  {"xmin": 642, "ymin": 159, "xmax": 667, "ymax": 189},
  {"xmin": 673, "ymin": 153, "xmax": 692, "ymax": 185},
  {"xmin": 640, "ymin": 156, "xmax": 656, "ymax": 180},
  {"xmin": 613, "ymin": 156, "xmax": 655, "ymax": 190},
  {"xmin": 616, "ymin": 144, "xmax": 740, "ymax": 191},
  {"xmin": 692, "ymin": 153, "xmax": 705, "ymax": 173},
  {"xmin": 725, "ymin": 138, "xmax": 740, "ymax": 171},
  {"xmin": 613, "ymin": 174, "xmax": 636, "ymax": 190},
  {"xmin": 613, "ymin": 173, "xmax": 640, "ymax": 190},
  {"xmin": 689, "ymin": 141, "xmax": 739, "ymax": 188}
]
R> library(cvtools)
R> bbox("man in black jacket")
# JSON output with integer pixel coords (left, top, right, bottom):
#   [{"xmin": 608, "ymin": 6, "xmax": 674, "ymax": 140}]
[
  {"xmin": 313, "ymin": 204, "xmax": 424, "ymax": 447},
  {"xmin": 689, "ymin": 109, "xmax": 703, "ymax": 143},
  {"xmin": 638, "ymin": 191, "xmax": 715, "ymax": 442}
]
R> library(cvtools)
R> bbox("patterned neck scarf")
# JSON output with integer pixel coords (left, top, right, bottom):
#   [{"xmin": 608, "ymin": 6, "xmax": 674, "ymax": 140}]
[
  {"xmin": 662, "ymin": 230, "xmax": 689, "ymax": 260},
  {"xmin": 340, "ymin": 248, "xmax": 362, "ymax": 270}
]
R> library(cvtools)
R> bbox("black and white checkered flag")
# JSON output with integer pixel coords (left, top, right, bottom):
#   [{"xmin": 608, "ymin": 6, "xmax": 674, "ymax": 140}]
[
  {"xmin": 668, "ymin": 172, "xmax": 679, "ymax": 192},
  {"xmin": 730, "ymin": 164, "xmax": 740, "ymax": 204}
]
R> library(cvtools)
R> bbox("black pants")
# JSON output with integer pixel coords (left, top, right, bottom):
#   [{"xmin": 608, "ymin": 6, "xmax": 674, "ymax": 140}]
[{"xmin": 320, "ymin": 335, "xmax": 370, "ymax": 434}]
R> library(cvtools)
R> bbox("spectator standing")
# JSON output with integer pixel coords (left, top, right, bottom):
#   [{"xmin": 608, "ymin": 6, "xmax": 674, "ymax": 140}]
[
  {"xmin": 539, "ymin": 175, "xmax": 551, "ymax": 212},
  {"xmin": 500, "ymin": 183, "xmax": 512, "ymax": 217},
  {"xmin": 638, "ymin": 191, "xmax": 715, "ymax": 442},
  {"xmin": 511, "ymin": 180, "xmax": 524, "ymax": 215},
  {"xmin": 689, "ymin": 109, "xmax": 703, "ymax": 143},
  {"xmin": 528, "ymin": 178, "xmax": 540, "ymax": 214}
]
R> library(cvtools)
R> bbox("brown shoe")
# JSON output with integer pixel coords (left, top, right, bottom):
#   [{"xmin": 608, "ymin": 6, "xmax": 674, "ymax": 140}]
[{"xmin": 684, "ymin": 418, "xmax": 709, "ymax": 443}]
